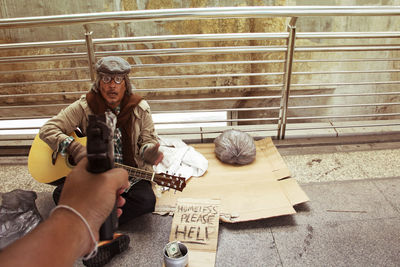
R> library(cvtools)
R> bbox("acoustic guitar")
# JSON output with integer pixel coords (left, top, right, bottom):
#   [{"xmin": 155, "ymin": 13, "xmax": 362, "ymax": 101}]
[{"xmin": 28, "ymin": 133, "xmax": 186, "ymax": 191}]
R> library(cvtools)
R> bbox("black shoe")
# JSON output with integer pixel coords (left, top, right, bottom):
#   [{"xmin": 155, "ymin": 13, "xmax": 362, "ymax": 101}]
[{"xmin": 82, "ymin": 233, "xmax": 130, "ymax": 267}]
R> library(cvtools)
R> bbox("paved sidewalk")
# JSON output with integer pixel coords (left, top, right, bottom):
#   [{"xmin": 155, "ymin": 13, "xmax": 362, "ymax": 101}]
[
  {"xmin": 30, "ymin": 177, "xmax": 399, "ymax": 266},
  {"xmin": 1, "ymin": 138, "xmax": 400, "ymax": 266}
]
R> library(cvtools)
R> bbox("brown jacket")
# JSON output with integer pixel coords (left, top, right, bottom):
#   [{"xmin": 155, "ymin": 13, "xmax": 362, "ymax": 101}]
[{"xmin": 39, "ymin": 95, "xmax": 158, "ymax": 171}]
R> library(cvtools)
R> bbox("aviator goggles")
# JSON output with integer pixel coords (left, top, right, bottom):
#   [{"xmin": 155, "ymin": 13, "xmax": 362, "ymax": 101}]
[{"xmin": 101, "ymin": 74, "xmax": 125, "ymax": 84}]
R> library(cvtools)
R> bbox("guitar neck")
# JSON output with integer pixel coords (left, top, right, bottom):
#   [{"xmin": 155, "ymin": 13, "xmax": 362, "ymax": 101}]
[{"xmin": 114, "ymin": 163, "xmax": 155, "ymax": 182}]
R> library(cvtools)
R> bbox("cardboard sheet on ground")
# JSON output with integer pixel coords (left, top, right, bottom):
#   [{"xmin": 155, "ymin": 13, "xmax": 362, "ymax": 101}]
[{"xmin": 155, "ymin": 137, "xmax": 309, "ymax": 222}]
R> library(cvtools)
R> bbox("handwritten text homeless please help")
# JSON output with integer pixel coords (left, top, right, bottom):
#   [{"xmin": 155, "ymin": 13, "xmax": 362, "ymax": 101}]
[{"xmin": 171, "ymin": 199, "xmax": 220, "ymax": 246}]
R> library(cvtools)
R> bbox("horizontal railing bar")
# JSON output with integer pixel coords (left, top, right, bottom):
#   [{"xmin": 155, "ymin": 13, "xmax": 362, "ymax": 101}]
[
  {"xmin": 1, "ymin": 6, "xmax": 400, "ymax": 29},
  {"xmin": 0, "ymin": 46, "xmax": 286, "ymax": 64},
  {"xmin": 0, "ymin": 79, "xmax": 91, "ymax": 87},
  {"xmin": 148, "ymin": 95, "xmax": 280, "ymax": 103},
  {"xmin": 0, "ymin": 91, "xmax": 85, "ymax": 98},
  {"xmin": 133, "ymin": 72, "xmax": 283, "ymax": 80},
  {"xmin": 2, "ymin": 70, "xmax": 398, "ymax": 87},
  {"xmin": 289, "ymin": 102, "xmax": 400, "ymax": 109},
  {"xmin": 142, "ymin": 58, "xmax": 400, "ymax": 69},
  {"xmin": 95, "ymin": 46, "xmax": 287, "ymax": 57},
  {"xmin": 0, "ymin": 84, "xmax": 284, "ymax": 98},
  {"xmin": 288, "ymin": 113, "xmax": 400, "ymax": 120},
  {"xmin": 133, "ymin": 84, "xmax": 284, "ymax": 92},
  {"xmin": 2, "ymin": 44, "xmax": 399, "ymax": 64},
  {"xmin": 0, "ymin": 118, "xmax": 278, "ymax": 131},
  {"xmin": 295, "ymin": 45, "xmax": 400, "ymax": 52},
  {"xmin": 3, "ymin": 90, "xmax": 399, "ymax": 100},
  {"xmin": 94, "ymin": 33, "xmax": 288, "ymax": 45},
  {"xmin": 0, "ymin": 116, "xmax": 278, "ymax": 124},
  {"xmin": 1, "ymin": 58, "xmax": 398, "ymax": 75},
  {"xmin": 0, "ymin": 53, "xmax": 87, "ymax": 63},
  {"xmin": 0, "ymin": 116, "xmax": 51, "ymax": 121},
  {"xmin": 2, "ymin": 58, "xmax": 398, "ymax": 74},
  {"xmin": 132, "ymin": 60, "xmax": 285, "ymax": 68},
  {"xmin": 0, "ymin": 60, "xmax": 283, "ymax": 76},
  {"xmin": 150, "ymin": 107, "xmax": 280, "ymax": 113},
  {"xmin": 0, "ymin": 104, "xmax": 69, "ymax": 109},
  {"xmin": 0, "ymin": 40, "xmax": 85, "ymax": 50},
  {"xmin": 1, "ymin": 72, "xmax": 284, "ymax": 86},
  {"xmin": 297, "ymin": 32, "xmax": 400, "ymax": 39},
  {"xmin": 2, "ymin": 82, "xmax": 399, "ymax": 97},
  {"xmin": 0, "ymin": 127, "xmax": 40, "ymax": 130},
  {"xmin": 293, "ymin": 69, "xmax": 400, "ymax": 75},
  {"xmin": 2, "ymin": 31, "xmax": 398, "ymax": 51},
  {"xmin": 290, "ymin": 92, "xmax": 400, "ymax": 98},
  {"xmin": 94, "ymin": 32, "xmax": 400, "ymax": 44},
  {"xmin": 4, "ymin": 121, "xmax": 399, "ymax": 133},
  {"xmin": 0, "ymin": 67, "xmax": 88, "ymax": 75},
  {"xmin": 3, "ymin": 78, "xmax": 398, "ymax": 89},
  {"xmin": 3, "ymin": 58, "xmax": 394, "ymax": 75},
  {"xmin": 97, "ymin": 45, "xmax": 400, "ymax": 58},
  {"xmin": 286, "ymin": 122, "xmax": 400, "ymax": 131},
  {"xmin": 168, "ymin": 126, "xmax": 279, "ymax": 134},
  {"xmin": 0, "ymin": 128, "xmax": 276, "ymax": 137},
  {"xmin": 154, "ymin": 117, "xmax": 278, "ymax": 125},
  {"xmin": 291, "ymin": 81, "xmax": 400, "ymax": 87},
  {"xmin": 159, "ymin": 128, "xmax": 278, "ymax": 136},
  {"xmin": 0, "ymin": 103, "xmax": 280, "ymax": 112},
  {"xmin": 294, "ymin": 58, "xmax": 400, "ymax": 63},
  {"xmin": 295, "ymin": 58, "xmax": 400, "ymax": 63},
  {"xmin": 5, "ymin": 122, "xmax": 399, "ymax": 133}
]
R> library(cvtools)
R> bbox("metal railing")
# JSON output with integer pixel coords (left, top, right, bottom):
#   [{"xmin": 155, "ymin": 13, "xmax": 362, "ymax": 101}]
[{"xmin": 1, "ymin": 6, "xmax": 400, "ymax": 144}]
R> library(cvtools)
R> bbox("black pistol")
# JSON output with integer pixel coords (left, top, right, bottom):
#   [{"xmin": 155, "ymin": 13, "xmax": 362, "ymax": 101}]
[{"xmin": 86, "ymin": 111, "xmax": 117, "ymax": 241}]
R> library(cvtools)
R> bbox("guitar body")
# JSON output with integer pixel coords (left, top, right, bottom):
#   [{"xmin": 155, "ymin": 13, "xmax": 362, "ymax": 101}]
[{"xmin": 28, "ymin": 132, "xmax": 86, "ymax": 184}]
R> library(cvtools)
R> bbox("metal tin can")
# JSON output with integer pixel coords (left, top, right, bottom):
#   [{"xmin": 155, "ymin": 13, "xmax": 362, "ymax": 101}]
[{"xmin": 163, "ymin": 241, "xmax": 188, "ymax": 267}]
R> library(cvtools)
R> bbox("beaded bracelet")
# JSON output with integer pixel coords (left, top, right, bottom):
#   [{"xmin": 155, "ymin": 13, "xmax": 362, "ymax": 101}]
[{"xmin": 50, "ymin": 205, "xmax": 98, "ymax": 260}]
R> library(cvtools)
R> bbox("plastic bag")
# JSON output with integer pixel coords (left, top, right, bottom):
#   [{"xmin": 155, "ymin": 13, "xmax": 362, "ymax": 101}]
[
  {"xmin": 0, "ymin": 189, "xmax": 43, "ymax": 250},
  {"xmin": 214, "ymin": 129, "xmax": 256, "ymax": 165}
]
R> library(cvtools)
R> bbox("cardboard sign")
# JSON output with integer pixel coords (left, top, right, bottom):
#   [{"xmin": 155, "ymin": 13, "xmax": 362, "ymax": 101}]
[{"xmin": 169, "ymin": 198, "xmax": 221, "ymax": 266}]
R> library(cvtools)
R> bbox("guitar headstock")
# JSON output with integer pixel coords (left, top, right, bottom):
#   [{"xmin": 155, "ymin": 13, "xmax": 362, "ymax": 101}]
[{"xmin": 153, "ymin": 172, "xmax": 186, "ymax": 192}]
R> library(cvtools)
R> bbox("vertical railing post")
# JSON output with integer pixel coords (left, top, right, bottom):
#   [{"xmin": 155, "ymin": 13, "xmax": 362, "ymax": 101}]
[
  {"xmin": 84, "ymin": 24, "xmax": 96, "ymax": 82},
  {"xmin": 277, "ymin": 17, "xmax": 297, "ymax": 139},
  {"xmin": 228, "ymin": 111, "xmax": 238, "ymax": 126}
]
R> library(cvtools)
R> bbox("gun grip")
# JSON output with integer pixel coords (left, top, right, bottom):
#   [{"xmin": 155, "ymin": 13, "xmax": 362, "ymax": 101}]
[{"xmin": 99, "ymin": 203, "xmax": 118, "ymax": 241}]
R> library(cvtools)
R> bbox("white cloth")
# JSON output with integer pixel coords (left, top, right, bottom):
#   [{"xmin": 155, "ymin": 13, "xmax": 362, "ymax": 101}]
[{"xmin": 153, "ymin": 136, "xmax": 208, "ymax": 180}]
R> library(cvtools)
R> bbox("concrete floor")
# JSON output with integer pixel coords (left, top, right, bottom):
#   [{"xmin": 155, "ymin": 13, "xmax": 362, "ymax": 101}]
[{"xmin": 1, "ymin": 137, "xmax": 400, "ymax": 267}]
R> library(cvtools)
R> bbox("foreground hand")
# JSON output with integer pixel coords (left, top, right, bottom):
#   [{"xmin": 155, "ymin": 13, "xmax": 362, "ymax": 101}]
[
  {"xmin": 67, "ymin": 141, "xmax": 87, "ymax": 164},
  {"xmin": 143, "ymin": 143, "xmax": 164, "ymax": 165},
  {"xmin": 58, "ymin": 158, "xmax": 129, "ymax": 240}
]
